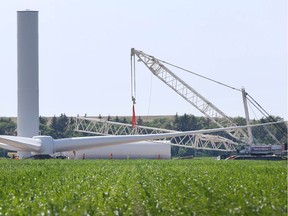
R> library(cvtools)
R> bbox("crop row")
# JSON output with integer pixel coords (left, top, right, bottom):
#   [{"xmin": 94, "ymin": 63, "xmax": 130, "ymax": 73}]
[{"xmin": 0, "ymin": 159, "xmax": 286, "ymax": 215}]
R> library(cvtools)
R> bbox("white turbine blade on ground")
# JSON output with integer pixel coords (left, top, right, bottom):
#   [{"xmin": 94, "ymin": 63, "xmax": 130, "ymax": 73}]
[
  {"xmin": 0, "ymin": 143, "xmax": 23, "ymax": 151},
  {"xmin": 0, "ymin": 136, "xmax": 41, "ymax": 152},
  {"xmin": 54, "ymin": 121, "xmax": 286, "ymax": 152}
]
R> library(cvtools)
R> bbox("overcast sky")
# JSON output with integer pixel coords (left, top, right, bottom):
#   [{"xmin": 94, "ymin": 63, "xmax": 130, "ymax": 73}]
[{"xmin": 0, "ymin": 0, "xmax": 287, "ymax": 120}]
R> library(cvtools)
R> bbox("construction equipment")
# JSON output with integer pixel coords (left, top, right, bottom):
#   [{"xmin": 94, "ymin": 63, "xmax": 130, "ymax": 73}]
[
  {"xmin": 131, "ymin": 48, "xmax": 249, "ymax": 143},
  {"xmin": 73, "ymin": 49, "xmax": 285, "ymax": 156},
  {"xmin": 74, "ymin": 116, "xmax": 239, "ymax": 152}
]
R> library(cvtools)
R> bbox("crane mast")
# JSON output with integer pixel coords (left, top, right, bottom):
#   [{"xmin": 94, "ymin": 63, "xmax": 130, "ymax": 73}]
[
  {"xmin": 241, "ymin": 88, "xmax": 254, "ymax": 145},
  {"xmin": 131, "ymin": 48, "xmax": 249, "ymax": 143}
]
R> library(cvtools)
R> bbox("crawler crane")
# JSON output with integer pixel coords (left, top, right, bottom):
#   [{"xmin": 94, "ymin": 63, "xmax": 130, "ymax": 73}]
[
  {"xmin": 74, "ymin": 49, "xmax": 285, "ymax": 155},
  {"xmin": 131, "ymin": 48, "xmax": 286, "ymax": 158},
  {"xmin": 131, "ymin": 48, "xmax": 249, "ymax": 143}
]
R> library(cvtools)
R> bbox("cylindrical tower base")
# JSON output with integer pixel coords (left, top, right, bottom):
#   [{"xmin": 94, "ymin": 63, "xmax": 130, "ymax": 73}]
[{"xmin": 17, "ymin": 10, "xmax": 39, "ymax": 158}]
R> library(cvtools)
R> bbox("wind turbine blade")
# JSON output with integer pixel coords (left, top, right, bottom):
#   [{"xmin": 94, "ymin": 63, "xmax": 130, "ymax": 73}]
[
  {"xmin": 0, "ymin": 136, "xmax": 41, "ymax": 152},
  {"xmin": 0, "ymin": 143, "xmax": 23, "ymax": 151},
  {"xmin": 54, "ymin": 134, "xmax": 169, "ymax": 152}
]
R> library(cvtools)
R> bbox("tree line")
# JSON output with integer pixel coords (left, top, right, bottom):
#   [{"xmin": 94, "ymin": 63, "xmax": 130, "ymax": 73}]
[{"xmin": 0, "ymin": 114, "xmax": 286, "ymax": 157}]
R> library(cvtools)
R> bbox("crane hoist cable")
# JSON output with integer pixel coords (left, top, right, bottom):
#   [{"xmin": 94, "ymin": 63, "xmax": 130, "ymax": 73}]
[
  {"xmin": 149, "ymin": 53, "xmax": 284, "ymax": 135},
  {"xmin": 131, "ymin": 51, "xmax": 136, "ymax": 105},
  {"xmin": 154, "ymin": 57, "xmax": 242, "ymax": 92},
  {"xmin": 130, "ymin": 50, "xmax": 137, "ymax": 127},
  {"xmin": 246, "ymin": 94, "xmax": 287, "ymax": 136},
  {"xmin": 159, "ymin": 55, "xmax": 284, "ymax": 133}
]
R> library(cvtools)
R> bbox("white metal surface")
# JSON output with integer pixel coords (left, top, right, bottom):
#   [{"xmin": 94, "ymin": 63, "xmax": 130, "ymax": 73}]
[
  {"xmin": 62, "ymin": 142, "xmax": 171, "ymax": 159},
  {"xmin": 17, "ymin": 11, "xmax": 39, "ymax": 138},
  {"xmin": 75, "ymin": 116, "xmax": 239, "ymax": 152},
  {"xmin": 0, "ymin": 143, "xmax": 22, "ymax": 151},
  {"xmin": 17, "ymin": 10, "xmax": 39, "ymax": 158},
  {"xmin": 131, "ymin": 48, "xmax": 249, "ymax": 143}
]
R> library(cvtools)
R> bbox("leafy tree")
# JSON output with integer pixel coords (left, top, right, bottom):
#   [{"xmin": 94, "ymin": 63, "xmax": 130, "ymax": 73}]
[
  {"xmin": 49, "ymin": 116, "xmax": 58, "ymax": 138},
  {"xmin": 173, "ymin": 113, "xmax": 179, "ymax": 129},
  {"xmin": 251, "ymin": 116, "xmax": 287, "ymax": 145},
  {"xmin": 0, "ymin": 118, "xmax": 16, "ymax": 157},
  {"xmin": 233, "ymin": 116, "xmax": 247, "ymax": 126},
  {"xmin": 146, "ymin": 118, "xmax": 172, "ymax": 129},
  {"xmin": 175, "ymin": 113, "xmax": 189, "ymax": 131},
  {"xmin": 57, "ymin": 114, "xmax": 69, "ymax": 138},
  {"xmin": 0, "ymin": 118, "xmax": 16, "ymax": 135},
  {"xmin": 137, "ymin": 116, "xmax": 144, "ymax": 126},
  {"xmin": 123, "ymin": 117, "xmax": 128, "ymax": 124},
  {"xmin": 65, "ymin": 117, "xmax": 77, "ymax": 137},
  {"xmin": 39, "ymin": 116, "xmax": 52, "ymax": 135}
]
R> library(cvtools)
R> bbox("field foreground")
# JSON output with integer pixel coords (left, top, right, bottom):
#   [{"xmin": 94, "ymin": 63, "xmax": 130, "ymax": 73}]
[{"xmin": 0, "ymin": 159, "xmax": 287, "ymax": 215}]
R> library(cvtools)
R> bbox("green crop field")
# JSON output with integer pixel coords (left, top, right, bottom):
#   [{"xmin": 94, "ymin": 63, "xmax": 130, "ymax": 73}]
[{"xmin": 0, "ymin": 159, "xmax": 286, "ymax": 215}]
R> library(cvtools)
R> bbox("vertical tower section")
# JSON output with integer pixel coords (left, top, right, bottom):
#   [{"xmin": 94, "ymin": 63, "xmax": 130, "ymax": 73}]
[{"xmin": 17, "ymin": 10, "xmax": 39, "ymax": 139}]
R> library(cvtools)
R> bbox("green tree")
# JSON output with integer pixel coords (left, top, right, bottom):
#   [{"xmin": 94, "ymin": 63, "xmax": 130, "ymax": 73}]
[
  {"xmin": 0, "ymin": 118, "xmax": 16, "ymax": 135},
  {"xmin": 39, "ymin": 116, "xmax": 52, "ymax": 135},
  {"xmin": 0, "ymin": 118, "xmax": 17, "ymax": 157},
  {"xmin": 48, "ymin": 114, "xmax": 78, "ymax": 138},
  {"xmin": 146, "ymin": 118, "xmax": 172, "ymax": 129},
  {"xmin": 173, "ymin": 113, "xmax": 179, "ymax": 129},
  {"xmin": 49, "ymin": 116, "xmax": 58, "ymax": 138},
  {"xmin": 137, "ymin": 116, "xmax": 144, "ymax": 126},
  {"xmin": 251, "ymin": 116, "xmax": 287, "ymax": 145},
  {"xmin": 65, "ymin": 117, "xmax": 77, "ymax": 137},
  {"xmin": 57, "ymin": 114, "xmax": 69, "ymax": 137},
  {"xmin": 122, "ymin": 117, "xmax": 128, "ymax": 124}
]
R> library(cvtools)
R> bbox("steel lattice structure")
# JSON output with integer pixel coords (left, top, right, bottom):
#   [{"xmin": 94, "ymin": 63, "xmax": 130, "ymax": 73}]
[
  {"xmin": 131, "ymin": 48, "xmax": 249, "ymax": 143},
  {"xmin": 74, "ymin": 116, "xmax": 238, "ymax": 152}
]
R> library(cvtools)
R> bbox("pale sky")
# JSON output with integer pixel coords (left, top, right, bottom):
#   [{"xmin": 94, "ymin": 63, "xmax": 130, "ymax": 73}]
[{"xmin": 0, "ymin": 0, "xmax": 287, "ymax": 120}]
